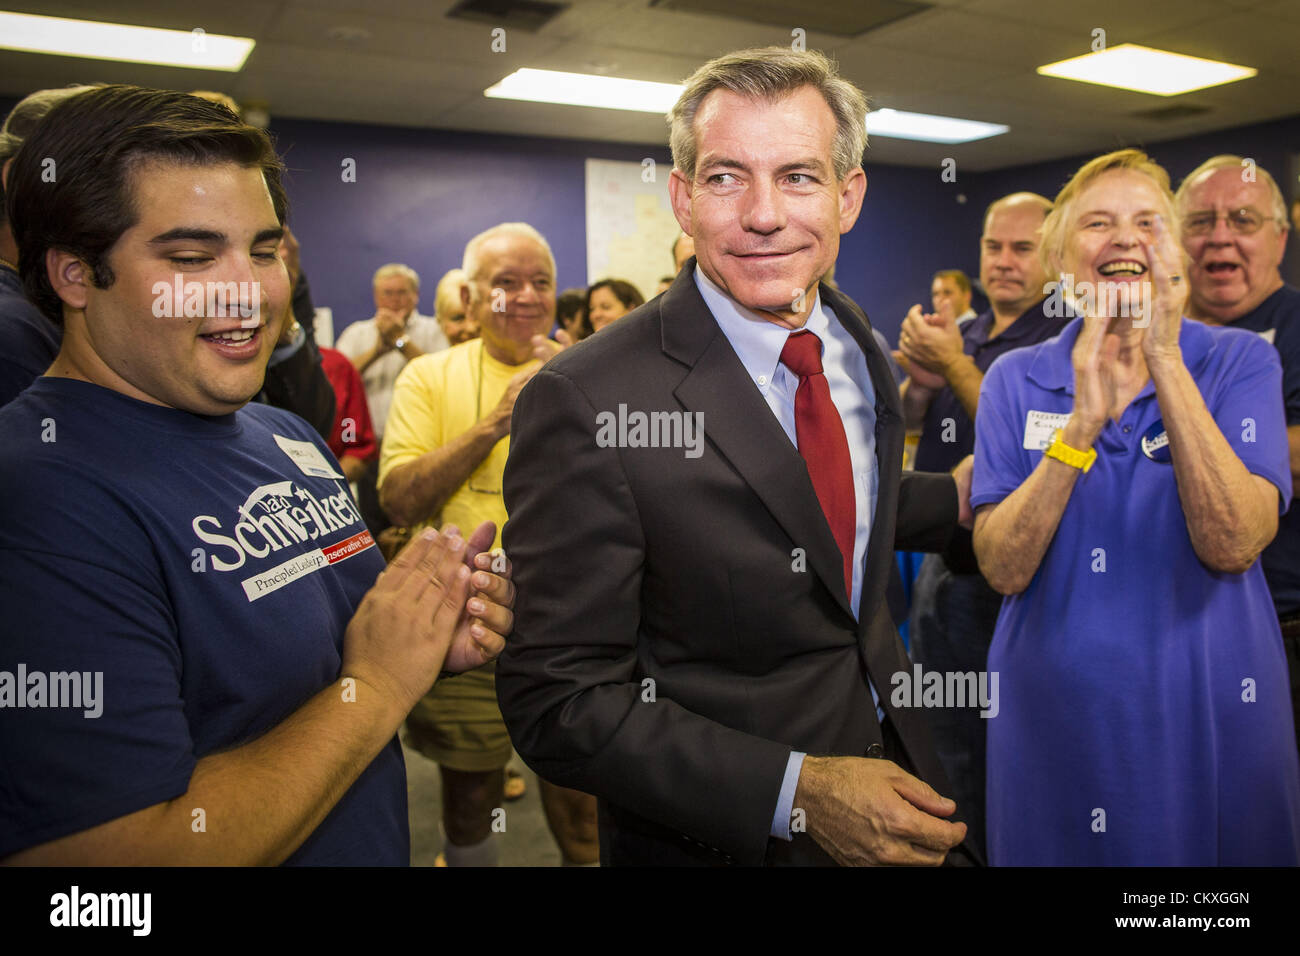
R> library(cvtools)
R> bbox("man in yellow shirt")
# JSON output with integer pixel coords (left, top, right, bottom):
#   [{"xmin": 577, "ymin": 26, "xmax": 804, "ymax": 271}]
[{"xmin": 380, "ymin": 223, "xmax": 597, "ymax": 866}]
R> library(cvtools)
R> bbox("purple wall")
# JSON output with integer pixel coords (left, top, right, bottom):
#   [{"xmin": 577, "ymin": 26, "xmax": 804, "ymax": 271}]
[
  {"xmin": 270, "ymin": 116, "xmax": 980, "ymax": 344},
  {"xmin": 268, "ymin": 117, "xmax": 671, "ymax": 333},
  {"xmin": 3, "ymin": 91, "xmax": 1296, "ymax": 342}
]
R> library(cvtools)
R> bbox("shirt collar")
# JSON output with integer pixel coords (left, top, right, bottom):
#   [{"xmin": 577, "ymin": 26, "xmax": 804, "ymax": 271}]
[
  {"xmin": 693, "ymin": 265, "xmax": 831, "ymax": 386},
  {"xmin": 1026, "ymin": 315, "xmax": 1217, "ymax": 395},
  {"xmin": 992, "ymin": 298, "xmax": 1055, "ymax": 344}
]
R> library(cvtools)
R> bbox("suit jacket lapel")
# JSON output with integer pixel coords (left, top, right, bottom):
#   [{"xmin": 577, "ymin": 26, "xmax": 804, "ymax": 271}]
[{"xmin": 663, "ymin": 264, "xmax": 853, "ymax": 619}]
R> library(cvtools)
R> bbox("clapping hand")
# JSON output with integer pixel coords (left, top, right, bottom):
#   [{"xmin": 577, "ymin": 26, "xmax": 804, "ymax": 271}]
[
  {"xmin": 899, "ymin": 303, "xmax": 959, "ymax": 390},
  {"xmin": 1140, "ymin": 214, "xmax": 1187, "ymax": 365}
]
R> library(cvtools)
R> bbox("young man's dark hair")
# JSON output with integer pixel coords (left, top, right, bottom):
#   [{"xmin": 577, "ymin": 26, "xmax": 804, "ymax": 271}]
[{"xmin": 6, "ymin": 84, "xmax": 287, "ymax": 325}]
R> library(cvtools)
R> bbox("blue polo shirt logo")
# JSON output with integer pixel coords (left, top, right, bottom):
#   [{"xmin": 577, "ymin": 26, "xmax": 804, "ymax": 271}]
[{"xmin": 1141, "ymin": 420, "xmax": 1172, "ymax": 463}]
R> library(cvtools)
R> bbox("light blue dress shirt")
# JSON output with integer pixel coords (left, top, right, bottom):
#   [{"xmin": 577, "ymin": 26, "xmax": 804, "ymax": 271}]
[{"xmin": 693, "ymin": 267, "xmax": 881, "ymax": 842}]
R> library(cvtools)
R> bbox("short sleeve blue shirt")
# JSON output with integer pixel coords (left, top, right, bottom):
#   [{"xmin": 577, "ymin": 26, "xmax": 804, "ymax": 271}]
[
  {"xmin": 1221, "ymin": 284, "xmax": 1300, "ymax": 614},
  {"xmin": 970, "ymin": 316, "xmax": 1300, "ymax": 865},
  {"xmin": 0, "ymin": 379, "xmax": 405, "ymax": 864}
]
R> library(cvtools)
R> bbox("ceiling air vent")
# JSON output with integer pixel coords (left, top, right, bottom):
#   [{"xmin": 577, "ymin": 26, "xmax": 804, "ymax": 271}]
[
  {"xmin": 446, "ymin": 0, "xmax": 570, "ymax": 32},
  {"xmin": 650, "ymin": 0, "xmax": 931, "ymax": 38},
  {"xmin": 1129, "ymin": 104, "xmax": 1211, "ymax": 122}
]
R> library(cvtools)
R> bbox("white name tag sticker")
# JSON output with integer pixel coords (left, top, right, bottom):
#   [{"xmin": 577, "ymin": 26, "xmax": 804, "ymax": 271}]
[
  {"xmin": 1023, "ymin": 410, "xmax": 1072, "ymax": 450},
  {"xmin": 274, "ymin": 434, "xmax": 345, "ymax": 480},
  {"xmin": 1258, "ymin": 328, "xmax": 1276, "ymax": 345}
]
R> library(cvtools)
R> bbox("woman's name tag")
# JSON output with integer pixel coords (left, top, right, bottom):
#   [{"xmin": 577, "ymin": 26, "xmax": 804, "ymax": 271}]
[{"xmin": 1023, "ymin": 410, "xmax": 1071, "ymax": 450}]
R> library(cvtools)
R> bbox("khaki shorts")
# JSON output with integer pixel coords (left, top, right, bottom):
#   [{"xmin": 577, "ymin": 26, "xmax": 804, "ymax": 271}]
[{"xmin": 403, "ymin": 663, "xmax": 513, "ymax": 773}]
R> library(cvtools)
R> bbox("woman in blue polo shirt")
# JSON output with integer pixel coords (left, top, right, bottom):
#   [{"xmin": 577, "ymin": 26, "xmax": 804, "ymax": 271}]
[{"xmin": 971, "ymin": 148, "xmax": 1300, "ymax": 865}]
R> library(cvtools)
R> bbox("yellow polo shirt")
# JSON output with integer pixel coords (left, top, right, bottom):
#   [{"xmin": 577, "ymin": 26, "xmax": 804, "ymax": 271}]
[{"xmin": 379, "ymin": 338, "xmax": 537, "ymax": 550}]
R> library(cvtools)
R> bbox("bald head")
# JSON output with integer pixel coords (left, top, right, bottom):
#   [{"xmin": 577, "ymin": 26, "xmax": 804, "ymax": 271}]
[
  {"xmin": 983, "ymin": 192, "xmax": 1053, "ymax": 233},
  {"xmin": 980, "ymin": 192, "xmax": 1052, "ymax": 320}
]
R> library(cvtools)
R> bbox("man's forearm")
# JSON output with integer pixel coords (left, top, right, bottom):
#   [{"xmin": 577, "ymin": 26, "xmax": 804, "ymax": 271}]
[
  {"xmin": 380, "ymin": 418, "xmax": 505, "ymax": 527},
  {"xmin": 354, "ymin": 341, "xmax": 388, "ymax": 374},
  {"xmin": 1151, "ymin": 354, "xmax": 1278, "ymax": 572},
  {"xmin": 900, "ymin": 378, "xmax": 935, "ymax": 430},
  {"xmin": 341, "ymin": 454, "xmax": 369, "ymax": 484},
  {"xmin": 6, "ymin": 676, "xmax": 406, "ymax": 866},
  {"xmin": 941, "ymin": 354, "xmax": 983, "ymax": 420}
]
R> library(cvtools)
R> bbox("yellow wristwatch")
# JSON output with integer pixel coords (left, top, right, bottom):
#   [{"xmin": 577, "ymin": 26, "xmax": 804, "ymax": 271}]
[{"xmin": 1044, "ymin": 428, "xmax": 1096, "ymax": 473}]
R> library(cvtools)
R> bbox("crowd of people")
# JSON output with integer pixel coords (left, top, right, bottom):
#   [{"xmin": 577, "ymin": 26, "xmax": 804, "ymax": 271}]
[{"xmin": 0, "ymin": 45, "xmax": 1296, "ymax": 867}]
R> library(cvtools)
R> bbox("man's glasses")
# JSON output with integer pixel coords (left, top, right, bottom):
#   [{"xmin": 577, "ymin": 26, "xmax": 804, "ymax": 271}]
[{"xmin": 1182, "ymin": 207, "xmax": 1280, "ymax": 236}]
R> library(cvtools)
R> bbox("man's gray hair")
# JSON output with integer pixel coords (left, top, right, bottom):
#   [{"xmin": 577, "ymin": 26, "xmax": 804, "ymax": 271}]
[
  {"xmin": 668, "ymin": 47, "xmax": 868, "ymax": 182},
  {"xmin": 461, "ymin": 222, "xmax": 556, "ymax": 288},
  {"xmin": 1174, "ymin": 154, "xmax": 1288, "ymax": 228},
  {"xmin": 0, "ymin": 85, "xmax": 98, "ymax": 228},
  {"xmin": 372, "ymin": 262, "xmax": 420, "ymax": 291}
]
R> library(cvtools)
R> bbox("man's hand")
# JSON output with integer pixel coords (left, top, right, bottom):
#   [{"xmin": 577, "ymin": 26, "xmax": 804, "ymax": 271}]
[
  {"xmin": 375, "ymin": 307, "xmax": 408, "ymax": 348},
  {"xmin": 897, "ymin": 353, "xmax": 947, "ymax": 392},
  {"xmin": 341, "ymin": 527, "xmax": 473, "ymax": 716},
  {"xmin": 488, "ymin": 365, "xmax": 542, "ymax": 438},
  {"xmin": 900, "ymin": 303, "xmax": 964, "ymax": 381},
  {"xmin": 952, "ymin": 454, "xmax": 974, "ymax": 529},
  {"xmin": 795, "ymin": 755, "xmax": 966, "ymax": 865},
  {"xmin": 530, "ymin": 330, "xmax": 573, "ymax": 363},
  {"xmin": 446, "ymin": 520, "xmax": 513, "ymax": 673}
]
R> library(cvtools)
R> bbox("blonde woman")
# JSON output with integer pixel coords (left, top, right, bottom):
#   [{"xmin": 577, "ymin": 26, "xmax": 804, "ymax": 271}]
[{"xmin": 971, "ymin": 149, "xmax": 1300, "ymax": 865}]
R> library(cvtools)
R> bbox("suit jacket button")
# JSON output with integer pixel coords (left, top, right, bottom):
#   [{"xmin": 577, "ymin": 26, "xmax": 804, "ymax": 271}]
[{"xmin": 866, "ymin": 743, "xmax": 884, "ymax": 758}]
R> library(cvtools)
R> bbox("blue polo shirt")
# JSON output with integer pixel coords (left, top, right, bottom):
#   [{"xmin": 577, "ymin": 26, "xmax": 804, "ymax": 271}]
[
  {"xmin": 1216, "ymin": 284, "xmax": 1300, "ymax": 616},
  {"xmin": 971, "ymin": 317, "xmax": 1299, "ymax": 865},
  {"xmin": 914, "ymin": 298, "xmax": 1068, "ymax": 474}
]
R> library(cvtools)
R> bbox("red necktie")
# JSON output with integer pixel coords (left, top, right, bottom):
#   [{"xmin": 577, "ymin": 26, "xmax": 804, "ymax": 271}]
[{"xmin": 780, "ymin": 330, "xmax": 856, "ymax": 599}]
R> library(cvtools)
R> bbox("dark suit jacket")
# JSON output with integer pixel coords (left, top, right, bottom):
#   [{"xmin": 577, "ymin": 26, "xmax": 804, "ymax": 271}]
[{"xmin": 498, "ymin": 262, "xmax": 974, "ymax": 865}]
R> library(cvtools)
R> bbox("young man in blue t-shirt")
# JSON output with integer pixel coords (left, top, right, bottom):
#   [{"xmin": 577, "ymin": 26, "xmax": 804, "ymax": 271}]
[{"xmin": 0, "ymin": 85, "xmax": 515, "ymax": 865}]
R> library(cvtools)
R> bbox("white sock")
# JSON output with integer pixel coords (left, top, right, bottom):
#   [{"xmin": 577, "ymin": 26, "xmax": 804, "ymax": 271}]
[{"xmin": 443, "ymin": 833, "xmax": 499, "ymax": 867}]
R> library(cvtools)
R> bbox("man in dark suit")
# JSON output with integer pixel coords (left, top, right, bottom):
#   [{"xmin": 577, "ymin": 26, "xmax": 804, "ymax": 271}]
[{"xmin": 497, "ymin": 47, "xmax": 977, "ymax": 866}]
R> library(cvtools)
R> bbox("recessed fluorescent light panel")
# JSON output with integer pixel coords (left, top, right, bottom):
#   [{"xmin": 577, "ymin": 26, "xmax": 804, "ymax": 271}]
[
  {"xmin": 485, "ymin": 69, "xmax": 684, "ymax": 113},
  {"xmin": 0, "ymin": 11, "xmax": 254, "ymax": 70},
  {"xmin": 1037, "ymin": 43, "xmax": 1256, "ymax": 96},
  {"xmin": 864, "ymin": 108, "xmax": 1008, "ymax": 144}
]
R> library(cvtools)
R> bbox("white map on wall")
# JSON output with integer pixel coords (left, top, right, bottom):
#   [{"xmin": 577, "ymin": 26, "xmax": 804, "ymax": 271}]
[{"xmin": 584, "ymin": 158, "xmax": 682, "ymax": 301}]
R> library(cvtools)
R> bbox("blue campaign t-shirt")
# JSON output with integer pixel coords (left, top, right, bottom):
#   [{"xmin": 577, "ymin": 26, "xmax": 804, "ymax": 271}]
[
  {"xmin": 1221, "ymin": 284, "xmax": 1300, "ymax": 615},
  {"xmin": 970, "ymin": 318, "xmax": 1299, "ymax": 865},
  {"xmin": 0, "ymin": 378, "xmax": 406, "ymax": 864},
  {"xmin": 913, "ymin": 298, "xmax": 1069, "ymax": 474},
  {"xmin": 0, "ymin": 266, "xmax": 60, "ymax": 409}
]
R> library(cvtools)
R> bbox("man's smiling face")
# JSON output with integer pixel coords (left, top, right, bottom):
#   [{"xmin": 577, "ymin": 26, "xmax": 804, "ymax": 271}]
[
  {"xmin": 57, "ymin": 160, "xmax": 289, "ymax": 414},
  {"xmin": 669, "ymin": 85, "xmax": 866, "ymax": 328}
]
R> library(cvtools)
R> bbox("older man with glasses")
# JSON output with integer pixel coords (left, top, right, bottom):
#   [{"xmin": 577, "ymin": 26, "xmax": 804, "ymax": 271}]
[{"xmin": 1176, "ymin": 154, "xmax": 1300, "ymax": 752}]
